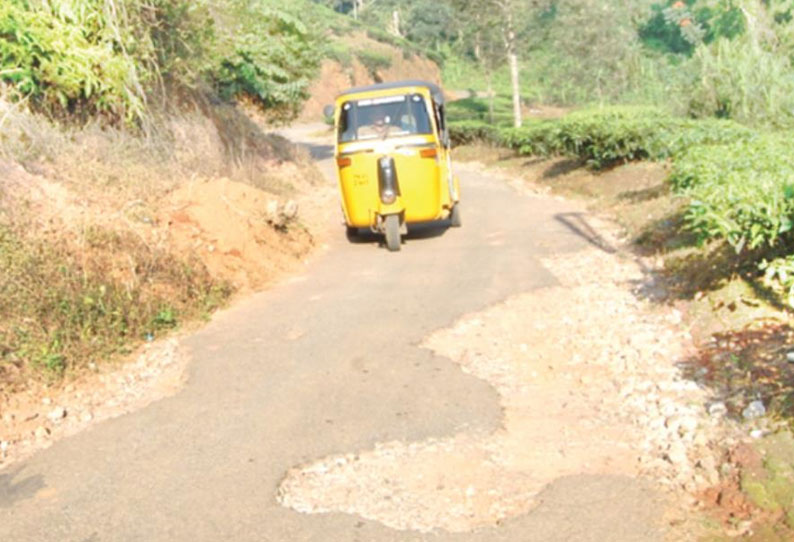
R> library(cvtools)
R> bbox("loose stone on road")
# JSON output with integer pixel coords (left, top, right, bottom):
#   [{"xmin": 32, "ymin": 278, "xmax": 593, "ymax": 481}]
[
  {"xmin": 278, "ymin": 229, "xmax": 736, "ymax": 535},
  {"xmin": 0, "ymin": 126, "xmax": 737, "ymax": 541}
]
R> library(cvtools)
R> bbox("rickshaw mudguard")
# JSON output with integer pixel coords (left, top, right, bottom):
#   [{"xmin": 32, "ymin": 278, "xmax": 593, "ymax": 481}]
[{"xmin": 370, "ymin": 203, "xmax": 406, "ymax": 233}]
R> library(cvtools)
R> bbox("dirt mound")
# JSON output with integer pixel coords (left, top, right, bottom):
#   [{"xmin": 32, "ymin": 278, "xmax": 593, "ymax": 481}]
[
  {"xmin": 1, "ymin": 155, "xmax": 322, "ymax": 471},
  {"xmin": 300, "ymin": 34, "xmax": 441, "ymax": 121},
  {"xmin": 163, "ymin": 177, "xmax": 313, "ymax": 292},
  {"xmin": 1, "ymin": 159, "xmax": 313, "ymax": 294}
]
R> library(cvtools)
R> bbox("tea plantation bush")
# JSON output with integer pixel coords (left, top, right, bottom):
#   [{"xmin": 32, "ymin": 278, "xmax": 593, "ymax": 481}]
[
  {"xmin": 450, "ymin": 106, "xmax": 753, "ymax": 169},
  {"xmin": 449, "ymin": 120, "xmax": 502, "ymax": 146},
  {"xmin": 450, "ymin": 104, "xmax": 794, "ymax": 307},
  {"xmin": 670, "ymin": 134, "xmax": 794, "ymax": 252}
]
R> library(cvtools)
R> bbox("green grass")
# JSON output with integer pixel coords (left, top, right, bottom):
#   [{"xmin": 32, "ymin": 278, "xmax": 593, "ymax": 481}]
[
  {"xmin": 742, "ymin": 433, "xmax": 794, "ymax": 532},
  {"xmin": 0, "ymin": 224, "xmax": 231, "ymax": 385},
  {"xmin": 355, "ymin": 50, "xmax": 393, "ymax": 79}
]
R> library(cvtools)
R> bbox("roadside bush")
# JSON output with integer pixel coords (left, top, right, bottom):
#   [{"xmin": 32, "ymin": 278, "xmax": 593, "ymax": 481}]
[
  {"xmin": 449, "ymin": 120, "xmax": 502, "ymax": 146},
  {"xmin": 687, "ymin": 37, "xmax": 794, "ymax": 129},
  {"xmin": 0, "ymin": 225, "xmax": 231, "ymax": 382},
  {"xmin": 0, "ymin": 0, "xmax": 153, "ymax": 122},
  {"xmin": 364, "ymin": 28, "xmax": 443, "ymax": 67},
  {"xmin": 447, "ymin": 95, "xmax": 516, "ymax": 126},
  {"xmin": 671, "ymin": 134, "xmax": 794, "ymax": 252},
  {"xmin": 325, "ymin": 42, "xmax": 354, "ymax": 68},
  {"xmin": 0, "ymin": 0, "xmax": 321, "ymax": 125},
  {"xmin": 761, "ymin": 256, "xmax": 794, "ymax": 308},
  {"xmin": 211, "ymin": 4, "xmax": 321, "ymax": 123},
  {"xmin": 355, "ymin": 50, "xmax": 393, "ymax": 80},
  {"xmin": 496, "ymin": 107, "xmax": 752, "ymax": 169}
]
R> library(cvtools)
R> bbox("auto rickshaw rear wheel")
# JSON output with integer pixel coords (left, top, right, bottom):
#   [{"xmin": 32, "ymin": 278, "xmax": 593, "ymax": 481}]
[
  {"xmin": 384, "ymin": 215, "xmax": 401, "ymax": 252},
  {"xmin": 346, "ymin": 225, "xmax": 358, "ymax": 241},
  {"xmin": 450, "ymin": 203, "xmax": 462, "ymax": 228}
]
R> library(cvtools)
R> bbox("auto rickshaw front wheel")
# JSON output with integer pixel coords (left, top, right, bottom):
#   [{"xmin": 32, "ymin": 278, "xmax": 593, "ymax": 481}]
[
  {"xmin": 450, "ymin": 203, "xmax": 462, "ymax": 228},
  {"xmin": 384, "ymin": 215, "xmax": 401, "ymax": 252}
]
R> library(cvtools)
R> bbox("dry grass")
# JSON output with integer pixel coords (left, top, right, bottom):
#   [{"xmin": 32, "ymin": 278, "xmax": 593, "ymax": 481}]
[
  {"xmin": 0, "ymin": 94, "xmax": 320, "ymax": 390},
  {"xmin": 0, "ymin": 221, "xmax": 231, "ymax": 389},
  {"xmin": 1, "ymin": 92, "xmax": 320, "ymax": 205}
]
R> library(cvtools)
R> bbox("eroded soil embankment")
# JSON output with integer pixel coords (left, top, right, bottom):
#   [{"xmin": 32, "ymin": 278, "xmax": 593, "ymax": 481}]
[
  {"xmin": 0, "ymin": 130, "xmax": 333, "ymax": 469},
  {"xmin": 278, "ymin": 225, "xmax": 740, "ymax": 534}
]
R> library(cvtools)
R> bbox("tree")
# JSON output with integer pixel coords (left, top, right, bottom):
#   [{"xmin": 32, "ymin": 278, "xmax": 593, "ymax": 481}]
[
  {"xmin": 446, "ymin": 2, "xmax": 503, "ymax": 122},
  {"xmin": 451, "ymin": 0, "xmax": 548, "ymax": 128}
]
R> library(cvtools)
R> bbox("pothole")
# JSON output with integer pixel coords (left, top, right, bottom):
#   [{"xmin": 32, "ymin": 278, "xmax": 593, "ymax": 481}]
[{"xmin": 278, "ymin": 244, "xmax": 733, "ymax": 533}]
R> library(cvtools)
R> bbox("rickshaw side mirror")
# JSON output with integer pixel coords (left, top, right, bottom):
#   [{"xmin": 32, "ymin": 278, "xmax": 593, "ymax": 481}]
[{"xmin": 323, "ymin": 105, "xmax": 335, "ymax": 119}]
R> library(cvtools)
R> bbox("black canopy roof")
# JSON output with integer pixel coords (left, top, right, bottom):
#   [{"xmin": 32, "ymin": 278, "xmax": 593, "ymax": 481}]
[{"xmin": 338, "ymin": 80, "xmax": 444, "ymax": 105}]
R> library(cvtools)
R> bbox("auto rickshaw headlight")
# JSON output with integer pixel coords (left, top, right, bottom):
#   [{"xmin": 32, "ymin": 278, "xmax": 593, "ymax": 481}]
[{"xmin": 381, "ymin": 189, "xmax": 397, "ymax": 204}]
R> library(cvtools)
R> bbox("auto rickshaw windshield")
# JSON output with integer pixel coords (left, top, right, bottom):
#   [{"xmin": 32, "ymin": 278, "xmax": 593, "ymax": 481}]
[{"xmin": 338, "ymin": 93, "xmax": 433, "ymax": 143}]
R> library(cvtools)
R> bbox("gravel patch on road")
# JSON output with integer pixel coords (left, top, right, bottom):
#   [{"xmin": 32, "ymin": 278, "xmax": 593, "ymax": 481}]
[
  {"xmin": 0, "ymin": 338, "xmax": 188, "ymax": 470},
  {"xmin": 278, "ymin": 235, "xmax": 740, "ymax": 533}
]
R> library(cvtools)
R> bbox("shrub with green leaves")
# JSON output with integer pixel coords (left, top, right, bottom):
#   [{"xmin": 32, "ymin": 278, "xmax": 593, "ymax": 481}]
[
  {"xmin": 506, "ymin": 106, "xmax": 755, "ymax": 168},
  {"xmin": 0, "ymin": 0, "xmax": 321, "ymax": 124},
  {"xmin": 449, "ymin": 120, "xmax": 502, "ymax": 146},
  {"xmin": 671, "ymin": 134, "xmax": 794, "ymax": 252},
  {"xmin": 211, "ymin": 3, "xmax": 321, "ymax": 122},
  {"xmin": 0, "ymin": 0, "xmax": 151, "ymax": 122},
  {"xmin": 452, "ymin": 106, "xmax": 753, "ymax": 169},
  {"xmin": 761, "ymin": 255, "xmax": 794, "ymax": 308},
  {"xmin": 355, "ymin": 49, "xmax": 392, "ymax": 80},
  {"xmin": 688, "ymin": 37, "xmax": 794, "ymax": 129},
  {"xmin": 447, "ymin": 95, "xmax": 516, "ymax": 127}
]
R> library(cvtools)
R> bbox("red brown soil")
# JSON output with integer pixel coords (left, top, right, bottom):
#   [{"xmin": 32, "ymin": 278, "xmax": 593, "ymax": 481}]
[
  {"xmin": 300, "ymin": 33, "xmax": 441, "ymax": 121},
  {"xmin": 698, "ymin": 445, "xmax": 759, "ymax": 526},
  {"xmin": 162, "ymin": 177, "xmax": 314, "ymax": 292},
  {"xmin": 1, "ymin": 150, "xmax": 325, "ymax": 469}
]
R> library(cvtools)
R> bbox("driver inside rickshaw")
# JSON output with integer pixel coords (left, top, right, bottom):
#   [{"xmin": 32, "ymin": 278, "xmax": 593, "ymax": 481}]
[
  {"xmin": 339, "ymin": 93, "xmax": 432, "ymax": 142},
  {"xmin": 358, "ymin": 111, "xmax": 393, "ymax": 140}
]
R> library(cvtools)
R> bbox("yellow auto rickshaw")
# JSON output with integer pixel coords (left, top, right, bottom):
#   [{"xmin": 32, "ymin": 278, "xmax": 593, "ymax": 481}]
[{"xmin": 324, "ymin": 80, "xmax": 461, "ymax": 252}]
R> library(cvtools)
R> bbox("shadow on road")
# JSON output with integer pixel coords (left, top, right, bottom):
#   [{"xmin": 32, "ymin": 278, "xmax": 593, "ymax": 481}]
[
  {"xmin": 0, "ymin": 469, "xmax": 45, "ymax": 509},
  {"xmin": 555, "ymin": 213, "xmax": 617, "ymax": 254},
  {"xmin": 345, "ymin": 220, "xmax": 451, "ymax": 248},
  {"xmin": 304, "ymin": 143, "xmax": 334, "ymax": 161}
]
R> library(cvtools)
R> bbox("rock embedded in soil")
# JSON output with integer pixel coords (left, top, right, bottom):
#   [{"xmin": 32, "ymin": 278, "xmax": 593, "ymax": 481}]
[
  {"xmin": 708, "ymin": 402, "xmax": 728, "ymax": 418},
  {"xmin": 47, "ymin": 406, "xmax": 66, "ymax": 422},
  {"xmin": 742, "ymin": 401, "xmax": 766, "ymax": 421}
]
